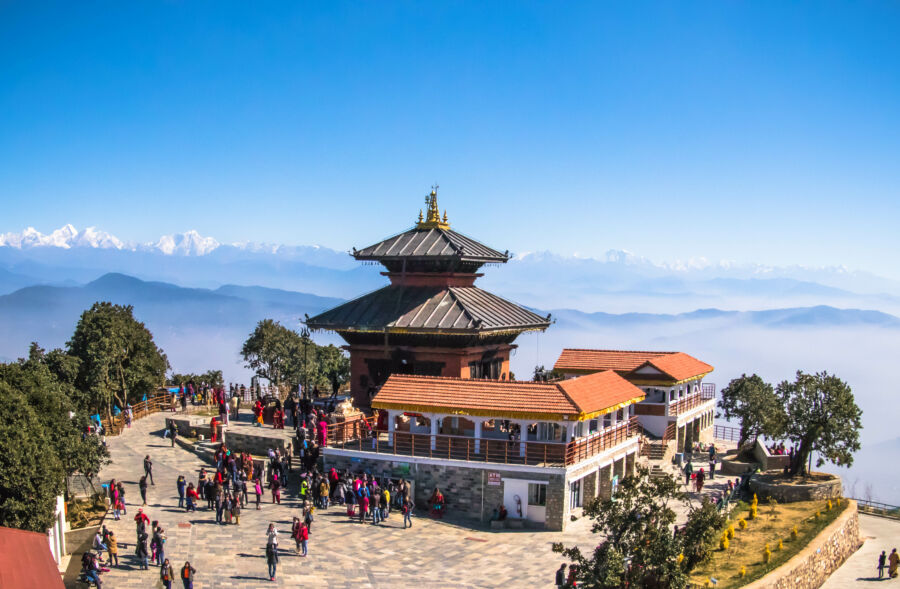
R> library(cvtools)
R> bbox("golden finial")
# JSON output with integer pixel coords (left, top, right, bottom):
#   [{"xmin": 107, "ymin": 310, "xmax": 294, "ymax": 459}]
[
  {"xmin": 418, "ymin": 210, "xmax": 424, "ymax": 223},
  {"xmin": 416, "ymin": 185, "xmax": 450, "ymax": 230}
]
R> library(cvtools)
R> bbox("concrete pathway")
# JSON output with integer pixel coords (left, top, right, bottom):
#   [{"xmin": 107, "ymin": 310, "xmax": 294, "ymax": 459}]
[{"xmin": 822, "ymin": 514, "xmax": 900, "ymax": 587}]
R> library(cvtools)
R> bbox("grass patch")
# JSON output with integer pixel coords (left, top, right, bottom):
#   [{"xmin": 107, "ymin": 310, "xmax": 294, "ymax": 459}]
[
  {"xmin": 689, "ymin": 498, "xmax": 847, "ymax": 588},
  {"xmin": 67, "ymin": 496, "xmax": 108, "ymax": 530}
]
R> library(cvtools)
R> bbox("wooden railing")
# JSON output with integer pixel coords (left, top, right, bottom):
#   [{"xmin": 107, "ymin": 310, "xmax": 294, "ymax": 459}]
[
  {"xmin": 667, "ymin": 391, "xmax": 715, "ymax": 416},
  {"xmin": 327, "ymin": 416, "xmax": 639, "ymax": 467},
  {"xmin": 100, "ymin": 393, "xmax": 176, "ymax": 436},
  {"xmin": 564, "ymin": 417, "xmax": 639, "ymax": 464}
]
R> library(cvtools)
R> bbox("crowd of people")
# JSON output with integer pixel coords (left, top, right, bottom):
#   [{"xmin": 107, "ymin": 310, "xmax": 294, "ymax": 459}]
[{"xmin": 82, "ymin": 387, "xmax": 430, "ymax": 586}]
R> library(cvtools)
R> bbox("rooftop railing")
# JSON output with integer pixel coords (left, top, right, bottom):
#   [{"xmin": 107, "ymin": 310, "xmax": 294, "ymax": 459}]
[{"xmin": 326, "ymin": 415, "xmax": 639, "ymax": 467}]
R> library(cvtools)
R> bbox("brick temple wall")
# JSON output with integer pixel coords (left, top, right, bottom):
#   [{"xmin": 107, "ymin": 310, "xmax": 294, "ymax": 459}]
[{"xmin": 323, "ymin": 452, "xmax": 568, "ymax": 530}]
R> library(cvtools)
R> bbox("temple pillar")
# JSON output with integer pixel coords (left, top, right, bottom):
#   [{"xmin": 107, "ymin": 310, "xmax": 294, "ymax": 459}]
[
  {"xmin": 625, "ymin": 451, "xmax": 636, "ymax": 476},
  {"xmin": 598, "ymin": 465, "xmax": 613, "ymax": 500}
]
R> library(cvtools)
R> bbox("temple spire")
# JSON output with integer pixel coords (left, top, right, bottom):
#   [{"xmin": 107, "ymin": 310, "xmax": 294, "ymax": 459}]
[{"xmin": 416, "ymin": 185, "xmax": 450, "ymax": 229}]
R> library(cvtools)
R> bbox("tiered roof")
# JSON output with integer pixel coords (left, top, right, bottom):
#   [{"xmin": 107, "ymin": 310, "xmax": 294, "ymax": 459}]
[
  {"xmin": 308, "ymin": 286, "xmax": 550, "ymax": 334},
  {"xmin": 372, "ymin": 371, "xmax": 645, "ymax": 421},
  {"xmin": 554, "ymin": 349, "xmax": 713, "ymax": 383}
]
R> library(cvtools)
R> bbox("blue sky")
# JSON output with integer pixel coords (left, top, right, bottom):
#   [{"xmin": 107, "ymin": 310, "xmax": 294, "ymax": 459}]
[{"xmin": 1, "ymin": 2, "xmax": 899, "ymax": 273}]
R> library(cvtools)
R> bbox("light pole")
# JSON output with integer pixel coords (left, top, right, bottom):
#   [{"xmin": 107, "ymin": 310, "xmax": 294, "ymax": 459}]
[{"xmin": 301, "ymin": 326, "xmax": 310, "ymax": 400}]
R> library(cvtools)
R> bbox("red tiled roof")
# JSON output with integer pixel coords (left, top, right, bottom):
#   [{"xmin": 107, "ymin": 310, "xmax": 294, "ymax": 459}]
[
  {"xmin": 554, "ymin": 349, "xmax": 677, "ymax": 373},
  {"xmin": 558, "ymin": 370, "xmax": 645, "ymax": 415},
  {"xmin": 640, "ymin": 352, "xmax": 714, "ymax": 382},
  {"xmin": 554, "ymin": 349, "xmax": 713, "ymax": 382},
  {"xmin": 0, "ymin": 526, "xmax": 64, "ymax": 588},
  {"xmin": 372, "ymin": 372, "xmax": 644, "ymax": 420}
]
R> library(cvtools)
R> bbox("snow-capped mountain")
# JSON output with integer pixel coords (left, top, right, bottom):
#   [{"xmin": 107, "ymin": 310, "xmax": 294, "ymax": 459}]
[
  {"xmin": 149, "ymin": 230, "xmax": 220, "ymax": 256},
  {"xmin": 0, "ymin": 224, "xmax": 126, "ymax": 250}
]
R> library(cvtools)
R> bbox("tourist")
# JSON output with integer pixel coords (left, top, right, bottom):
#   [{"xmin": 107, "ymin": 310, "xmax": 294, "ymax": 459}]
[
  {"xmin": 113, "ymin": 496, "xmax": 124, "ymax": 520},
  {"xmin": 360, "ymin": 489, "xmax": 370, "ymax": 524},
  {"xmin": 555, "ymin": 563, "xmax": 567, "ymax": 588},
  {"xmin": 144, "ymin": 454, "xmax": 155, "ymax": 485},
  {"xmin": 181, "ymin": 561, "xmax": 196, "ymax": 589},
  {"xmin": 81, "ymin": 552, "xmax": 103, "ymax": 588},
  {"xmin": 255, "ymin": 478, "xmax": 263, "ymax": 509},
  {"xmin": 298, "ymin": 520, "xmax": 309, "ymax": 556},
  {"xmin": 266, "ymin": 522, "xmax": 279, "ymax": 549},
  {"xmin": 890, "ymin": 548, "xmax": 899, "ymax": 578},
  {"xmin": 160, "ymin": 558, "xmax": 174, "ymax": 589},
  {"xmin": 180, "ymin": 387, "xmax": 187, "ymax": 412},
  {"xmin": 185, "ymin": 482, "xmax": 198, "ymax": 512},
  {"xmin": 695, "ymin": 468, "xmax": 705, "ymax": 493},
  {"xmin": 134, "ymin": 508, "xmax": 150, "ymax": 541},
  {"xmin": 429, "ymin": 487, "xmax": 445, "ymax": 518},
  {"xmin": 402, "ymin": 495, "xmax": 414, "ymax": 528},
  {"xmin": 683, "ymin": 460, "xmax": 694, "ymax": 487},
  {"xmin": 266, "ymin": 538, "xmax": 279, "ymax": 581},
  {"xmin": 232, "ymin": 493, "xmax": 241, "ymax": 524},
  {"xmin": 92, "ymin": 530, "xmax": 107, "ymax": 563},
  {"xmin": 291, "ymin": 517, "xmax": 302, "ymax": 553},
  {"xmin": 271, "ymin": 472, "xmax": 282, "ymax": 504},
  {"xmin": 156, "ymin": 526, "xmax": 167, "ymax": 565},
  {"xmin": 878, "ymin": 550, "xmax": 887, "ymax": 578},
  {"xmin": 116, "ymin": 482, "xmax": 127, "ymax": 514},
  {"xmin": 177, "ymin": 475, "xmax": 186, "ymax": 508},
  {"xmin": 136, "ymin": 531, "xmax": 150, "ymax": 570},
  {"xmin": 106, "ymin": 531, "xmax": 118, "ymax": 566},
  {"xmin": 168, "ymin": 421, "xmax": 178, "ymax": 447},
  {"xmin": 139, "ymin": 474, "xmax": 149, "ymax": 505}
]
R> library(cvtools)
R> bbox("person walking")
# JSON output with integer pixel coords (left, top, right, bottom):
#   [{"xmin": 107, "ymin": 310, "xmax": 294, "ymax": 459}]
[
  {"xmin": 168, "ymin": 421, "xmax": 178, "ymax": 447},
  {"xmin": 556, "ymin": 563, "xmax": 567, "ymax": 588},
  {"xmin": 139, "ymin": 475, "xmax": 149, "ymax": 506},
  {"xmin": 255, "ymin": 478, "xmax": 263, "ymax": 510},
  {"xmin": 144, "ymin": 455, "xmax": 154, "ymax": 485},
  {"xmin": 160, "ymin": 558, "xmax": 174, "ymax": 589},
  {"xmin": 291, "ymin": 517, "xmax": 302, "ymax": 553},
  {"xmin": 683, "ymin": 460, "xmax": 694, "ymax": 487},
  {"xmin": 180, "ymin": 562, "xmax": 196, "ymax": 589},
  {"xmin": 695, "ymin": 468, "xmax": 705, "ymax": 494},
  {"xmin": 889, "ymin": 548, "xmax": 899, "ymax": 578},
  {"xmin": 266, "ymin": 522, "xmax": 278, "ymax": 549},
  {"xmin": 878, "ymin": 550, "xmax": 887, "ymax": 579},
  {"xmin": 266, "ymin": 539, "xmax": 279, "ymax": 581}
]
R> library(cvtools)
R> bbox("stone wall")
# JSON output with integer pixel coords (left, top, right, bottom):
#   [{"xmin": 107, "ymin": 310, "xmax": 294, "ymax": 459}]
[
  {"xmin": 166, "ymin": 416, "xmax": 212, "ymax": 438},
  {"xmin": 323, "ymin": 453, "xmax": 566, "ymax": 530},
  {"xmin": 750, "ymin": 474, "xmax": 842, "ymax": 503},
  {"xmin": 753, "ymin": 439, "xmax": 791, "ymax": 471},
  {"xmin": 224, "ymin": 430, "xmax": 290, "ymax": 456},
  {"xmin": 743, "ymin": 501, "xmax": 860, "ymax": 589}
]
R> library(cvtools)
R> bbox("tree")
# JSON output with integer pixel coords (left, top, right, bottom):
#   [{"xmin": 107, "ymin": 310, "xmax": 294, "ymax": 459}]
[
  {"xmin": 0, "ymin": 344, "xmax": 110, "ymax": 498},
  {"xmin": 717, "ymin": 374, "xmax": 784, "ymax": 448},
  {"xmin": 67, "ymin": 302, "xmax": 169, "ymax": 419},
  {"xmin": 776, "ymin": 371, "xmax": 862, "ymax": 476},
  {"xmin": 680, "ymin": 498, "xmax": 725, "ymax": 571},
  {"xmin": 0, "ymin": 382, "xmax": 66, "ymax": 532},
  {"xmin": 554, "ymin": 467, "xmax": 688, "ymax": 589},
  {"xmin": 316, "ymin": 344, "xmax": 350, "ymax": 395},
  {"xmin": 241, "ymin": 319, "xmax": 303, "ymax": 387},
  {"xmin": 241, "ymin": 320, "xmax": 350, "ymax": 395},
  {"xmin": 169, "ymin": 369, "xmax": 224, "ymax": 389}
]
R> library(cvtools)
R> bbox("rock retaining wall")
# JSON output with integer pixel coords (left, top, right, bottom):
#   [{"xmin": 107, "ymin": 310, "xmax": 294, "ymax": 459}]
[
  {"xmin": 750, "ymin": 474, "xmax": 842, "ymax": 503},
  {"xmin": 743, "ymin": 501, "xmax": 860, "ymax": 589}
]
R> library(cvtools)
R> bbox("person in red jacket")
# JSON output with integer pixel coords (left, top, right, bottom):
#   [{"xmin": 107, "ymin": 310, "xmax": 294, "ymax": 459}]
[
  {"xmin": 254, "ymin": 400, "xmax": 264, "ymax": 427},
  {"xmin": 185, "ymin": 483, "xmax": 199, "ymax": 512},
  {"xmin": 298, "ymin": 521, "xmax": 309, "ymax": 556}
]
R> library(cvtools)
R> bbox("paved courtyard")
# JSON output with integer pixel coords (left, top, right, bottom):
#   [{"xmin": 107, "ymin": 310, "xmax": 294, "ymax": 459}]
[{"xmin": 91, "ymin": 411, "xmax": 601, "ymax": 588}]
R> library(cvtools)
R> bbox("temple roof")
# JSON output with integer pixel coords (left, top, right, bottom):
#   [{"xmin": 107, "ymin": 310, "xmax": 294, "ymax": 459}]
[
  {"xmin": 372, "ymin": 371, "xmax": 645, "ymax": 421},
  {"xmin": 353, "ymin": 226, "xmax": 509, "ymax": 264},
  {"xmin": 554, "ymin": 349, "xmax": 713, "ymax": 383},
  {"xmin": 306, "ymin": 285, "xmax": 551, "ymax": 334}
]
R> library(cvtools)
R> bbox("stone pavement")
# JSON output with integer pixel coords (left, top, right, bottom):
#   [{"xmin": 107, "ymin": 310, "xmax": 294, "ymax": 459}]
[
  {"xmin": 92, "ymin": 412, "xmax": 601, "ymax": 588},
  {"xmin": 822, "ymin": 514, "xmax": 900, "ymax": 587}
]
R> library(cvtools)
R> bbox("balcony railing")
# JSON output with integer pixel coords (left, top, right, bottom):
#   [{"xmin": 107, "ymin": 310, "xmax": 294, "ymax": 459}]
[
  {"xmin": 326, "ymin": 416, "xmax": 639, "ymax": 467},
  {"xmin": 667, "ymin": 390, "xmax": 716, "ymax": 416}
]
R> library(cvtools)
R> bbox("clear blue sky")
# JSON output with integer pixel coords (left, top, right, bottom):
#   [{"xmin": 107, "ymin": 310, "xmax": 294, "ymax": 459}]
[{"xmin": 1, "ymin": 2, "xmax": 899, "ymax": 273}]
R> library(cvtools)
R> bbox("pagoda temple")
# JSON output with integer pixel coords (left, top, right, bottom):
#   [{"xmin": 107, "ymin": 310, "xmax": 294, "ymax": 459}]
[{"xmin": 306, "ymin": 188, "xmax": 552, "ymax": 407}]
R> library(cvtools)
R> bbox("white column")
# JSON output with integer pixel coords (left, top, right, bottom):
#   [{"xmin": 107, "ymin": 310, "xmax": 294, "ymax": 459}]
[
  {"xmin": 610, "ymin": 410, "xmax": 619, "ymax": 428},
  {"xmin": 474, "ymin": 420, "xmax": 482, "ymax": 454},
  {"xmin": 565, "ymin": 421, "xmax": 577, "ymax": 442},
  {"xmin": 430, "ymin": 414, "xmax": 439, "ymax": 450},
  {"xmin": 387, "ymin": 410, "xmax": 396, "ymax": 446},
  {"xmin": 519, "ymin": 420, "xmax": 529, "ymax": 457}
]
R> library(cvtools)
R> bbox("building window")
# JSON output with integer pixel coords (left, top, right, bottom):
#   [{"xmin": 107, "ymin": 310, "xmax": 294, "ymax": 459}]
[
  {"xmin": 569, "ymin": 479, "xmax": 582, "ymax": 509},
  {"xmin": 528, "ymin": 483, "xmax": 547, "ymax": 506}
]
